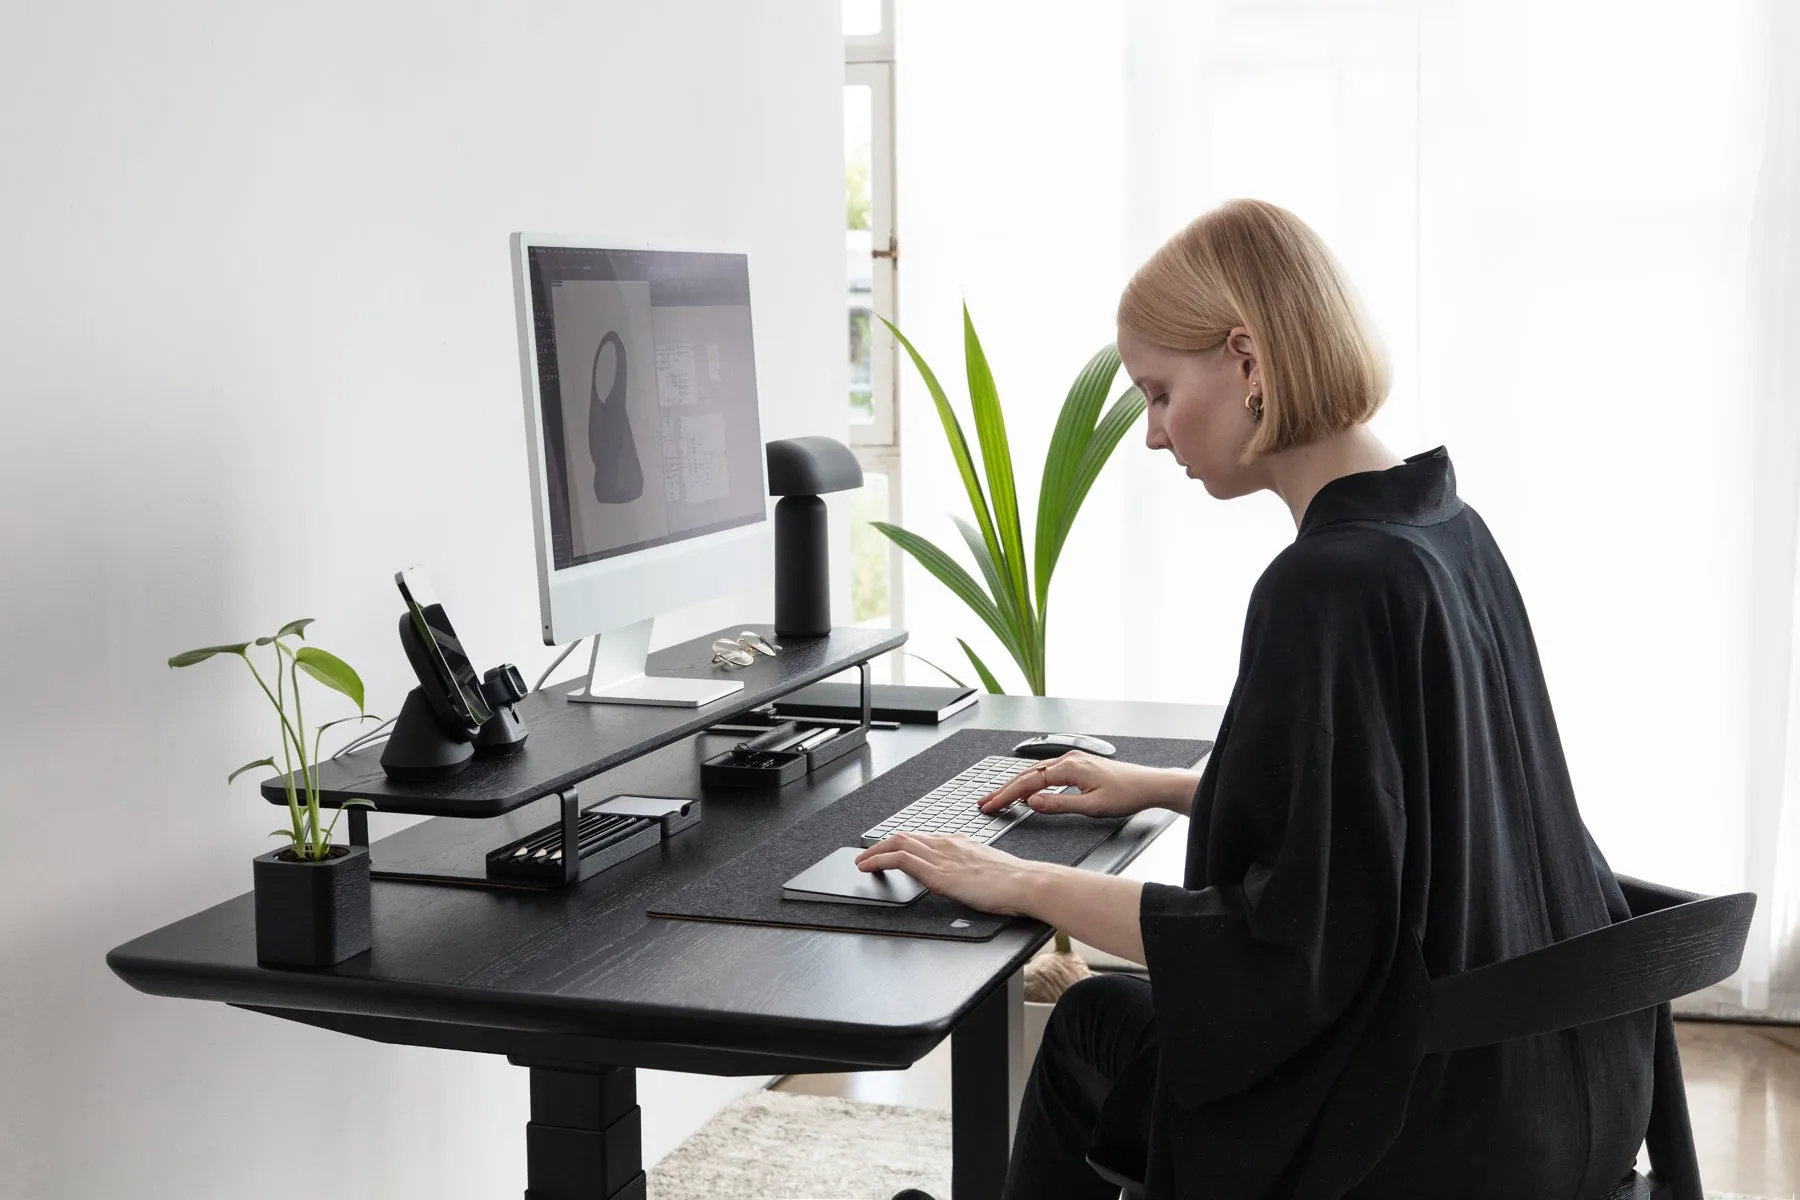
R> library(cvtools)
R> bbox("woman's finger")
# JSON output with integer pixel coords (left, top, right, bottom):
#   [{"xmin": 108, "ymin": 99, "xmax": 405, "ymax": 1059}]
[
  {"xmin": 1028, "ymin": 784, "xmax": 1091, "ymax": 813},
  {"xmin": 981, "ymin": 760, "xmax": 1065, "ymax": 812},
  {"xmin": 855, "ymin": 848, "xmax": 939, "ymax": 887},
  {"xmin": 857, "ymin": 831, "xmax": 941, "ymax": 864}
]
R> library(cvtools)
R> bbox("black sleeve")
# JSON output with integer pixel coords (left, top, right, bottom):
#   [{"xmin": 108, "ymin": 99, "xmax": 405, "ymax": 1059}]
[{"xmin": 1140, "ymin": 544, "xmax": 1409, "ymax": 1108}]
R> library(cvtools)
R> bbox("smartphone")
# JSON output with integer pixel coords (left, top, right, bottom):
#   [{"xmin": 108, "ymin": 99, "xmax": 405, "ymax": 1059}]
[{"xmin": 395, "ymin": 567, "xmax": 494, "ymax": 728}]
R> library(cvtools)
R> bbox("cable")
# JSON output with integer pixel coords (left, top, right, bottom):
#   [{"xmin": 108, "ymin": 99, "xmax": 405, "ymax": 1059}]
[
  {"xmin": 333, "ymin": 716, "xmax": 397, "ymax": 759},
  {"xmin": 533, "ymin": 638, "xmax": 587, "ymax": 693}
]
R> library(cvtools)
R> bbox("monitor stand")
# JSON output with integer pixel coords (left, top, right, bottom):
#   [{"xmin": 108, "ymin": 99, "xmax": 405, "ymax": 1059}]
[{"xmin": 566, "ymin": 618, "xmax": 744, "ymax": 708}]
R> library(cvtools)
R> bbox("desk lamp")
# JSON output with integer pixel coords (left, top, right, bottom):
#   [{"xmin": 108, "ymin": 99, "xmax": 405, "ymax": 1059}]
[{"xmin": 766, "ymin": 436, "xmax": 862, "ymax": 638}]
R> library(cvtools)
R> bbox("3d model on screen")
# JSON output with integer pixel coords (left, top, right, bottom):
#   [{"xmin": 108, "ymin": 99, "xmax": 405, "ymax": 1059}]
[{"xmin": 589, "ymin": 330, "xmax": 644, "ymax": 503}]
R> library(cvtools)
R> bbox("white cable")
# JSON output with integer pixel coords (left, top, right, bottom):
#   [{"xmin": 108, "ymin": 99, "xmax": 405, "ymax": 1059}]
[
  {"xmin": 533, "ymin": 638, "xmax": 587, "ymax": 693},
  {"xmin": 332, "ymin": 716, "xmax": 398, "ymax": 759}
]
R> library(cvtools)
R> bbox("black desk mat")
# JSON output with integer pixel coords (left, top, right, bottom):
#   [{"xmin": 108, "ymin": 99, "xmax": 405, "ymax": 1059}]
[{"xmin": 648, "ymin": 728, "xmax": 1211, "ymax": 942}]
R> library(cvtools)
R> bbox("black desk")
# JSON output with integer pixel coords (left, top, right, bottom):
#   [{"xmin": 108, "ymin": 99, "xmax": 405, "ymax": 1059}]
[{"xmin": 108, "ymin": 694, "xmax": 1219, "ymax": 1199}]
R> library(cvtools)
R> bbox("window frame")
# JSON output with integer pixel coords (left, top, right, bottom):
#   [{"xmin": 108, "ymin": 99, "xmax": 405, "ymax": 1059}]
[
  {"xmin": 845, "ymin": 59, "xmax": 896, "ymax": 449},
  {"xmin": 844, "ymin": 1, "xmax": 904, "ymax": 640}
]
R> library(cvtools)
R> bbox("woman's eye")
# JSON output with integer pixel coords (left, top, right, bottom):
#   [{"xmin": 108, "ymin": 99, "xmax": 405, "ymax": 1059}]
[{"xmin": 1151, "ymin": 394, "xmax": 1169, "ymax": 407}]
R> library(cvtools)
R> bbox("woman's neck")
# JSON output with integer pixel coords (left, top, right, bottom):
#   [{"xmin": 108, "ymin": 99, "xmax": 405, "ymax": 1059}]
[{"xmin": 1264, "ymin": 426, "xmax": 1405, "ymax": 529}]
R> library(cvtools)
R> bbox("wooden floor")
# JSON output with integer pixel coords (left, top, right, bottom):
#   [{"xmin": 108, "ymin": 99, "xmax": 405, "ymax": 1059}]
[
  {"xmin": 775, "ymin": 1018, "xmax": 1800, "ymax": 1197},
  {"xmin": 1675, "ymin": 1021, "xmax": 1800, "ymax": 1197}
]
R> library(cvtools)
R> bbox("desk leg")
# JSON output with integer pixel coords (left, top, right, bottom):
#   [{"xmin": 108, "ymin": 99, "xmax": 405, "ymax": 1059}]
[
  {"xmin": 951, "ymin": 969, "xmax": 1026, "ymax": 1200},
  {"xmin": 508, "ymin": 1058, "xmax": 646, "ymax": 1200}
]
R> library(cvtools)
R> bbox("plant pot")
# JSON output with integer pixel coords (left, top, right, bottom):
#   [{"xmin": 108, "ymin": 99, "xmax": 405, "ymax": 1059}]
[{"xmin": 253, "ymin": 843, "xmax": 371, "ymax": 967}]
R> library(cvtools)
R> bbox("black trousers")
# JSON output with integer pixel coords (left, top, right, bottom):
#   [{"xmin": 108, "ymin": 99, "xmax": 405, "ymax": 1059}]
[{"xmin": 1002, "ymin": 973, "xmax": 1159, "ymax": 1200}]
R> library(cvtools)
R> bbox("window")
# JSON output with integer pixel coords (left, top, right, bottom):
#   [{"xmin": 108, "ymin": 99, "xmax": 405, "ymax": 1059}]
[{"xmin": 844, "ymin": 1, "xmax": 900, "ymax": 634}]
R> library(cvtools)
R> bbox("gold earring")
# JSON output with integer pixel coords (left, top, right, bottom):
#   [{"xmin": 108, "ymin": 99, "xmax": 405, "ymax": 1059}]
[{"xmin": 1244, "ymin": 390, "xmax": 1264, "ymax": 424}]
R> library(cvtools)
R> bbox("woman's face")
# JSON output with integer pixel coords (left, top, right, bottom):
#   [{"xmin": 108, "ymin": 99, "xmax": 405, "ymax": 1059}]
[{"xmin": 1119, "ymin": 326, "xmax": 1264, "ymax": 499}]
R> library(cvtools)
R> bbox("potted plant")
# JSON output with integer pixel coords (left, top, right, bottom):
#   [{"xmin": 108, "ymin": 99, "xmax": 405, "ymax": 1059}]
[
  {"xmin": 169, "ymin": 618, "xmax": 380, "ymax": 967},
  {"xmin": 874, "ymin": 306, "xmax": 1145, "ymax": 696},
  {"xmin": 875, "ymin": 309, "xmax": 1145, "ymax": 1024}
]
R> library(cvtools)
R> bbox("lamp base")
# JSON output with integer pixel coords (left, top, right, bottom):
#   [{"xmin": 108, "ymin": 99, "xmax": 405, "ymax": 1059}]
[{"xmin": 773, "ymin": 494, "xmax": 830, "ymax": 638}]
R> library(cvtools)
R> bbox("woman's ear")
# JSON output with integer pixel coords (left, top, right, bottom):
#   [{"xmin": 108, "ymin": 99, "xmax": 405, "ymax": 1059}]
[{"xmin": 1226, "ymin": 326, "xmax": 1259, "ymax": 383}]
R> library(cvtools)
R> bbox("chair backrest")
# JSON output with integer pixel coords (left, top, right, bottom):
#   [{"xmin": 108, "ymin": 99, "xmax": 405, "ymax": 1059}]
[
  {"xmin": 1428, "ymin": 876, "xmax": 1755, "ymax": 1200},
  {"xmin": 1088, "ymin": 878, "xmax": 1756, "ymax": 1200},
  {"xmin": 1427, "ymin": 877, "xmax": 1755, "ymax": 1054}
]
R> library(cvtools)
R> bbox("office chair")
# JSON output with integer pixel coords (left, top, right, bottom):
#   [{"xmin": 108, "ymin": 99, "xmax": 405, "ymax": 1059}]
[{"xmin": 1085, "ymin": 876, "xmax": 1756, "ymax": 1200}]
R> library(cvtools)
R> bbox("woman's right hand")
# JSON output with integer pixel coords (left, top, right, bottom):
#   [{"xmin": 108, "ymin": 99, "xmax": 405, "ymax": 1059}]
[{"xmin": 978, "ymin": 753, "xmax": 1200, "ymax": 819}]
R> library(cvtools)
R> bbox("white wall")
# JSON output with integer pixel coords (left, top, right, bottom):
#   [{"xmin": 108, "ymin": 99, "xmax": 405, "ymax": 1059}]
[{"xmin": 0, "ymin": 2, "xmax": 845, "ymax": 1197}]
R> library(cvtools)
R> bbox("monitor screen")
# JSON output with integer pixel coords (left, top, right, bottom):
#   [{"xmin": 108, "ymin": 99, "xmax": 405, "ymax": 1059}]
[{"xmin": 523, "ymin": 244, "xmax": 766, "ymax": 571}]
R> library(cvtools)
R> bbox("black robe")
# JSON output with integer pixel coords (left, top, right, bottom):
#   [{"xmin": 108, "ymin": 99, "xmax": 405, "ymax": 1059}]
[{"xmin": 1136, "ymin": 447, "xmax": 1654, "ymax": 1198}]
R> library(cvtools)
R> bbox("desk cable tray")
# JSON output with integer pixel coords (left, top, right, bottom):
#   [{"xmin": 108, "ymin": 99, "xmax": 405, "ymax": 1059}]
[{"xmin": 259, "ymin": 626, "xmax": 902, "ymax": 892}]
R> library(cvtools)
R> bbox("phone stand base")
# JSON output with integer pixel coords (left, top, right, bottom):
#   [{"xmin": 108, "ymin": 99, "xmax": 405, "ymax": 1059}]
[
  {"xmin": 475, "ymin": 702, "xmax": 529, "ymax": 755},
  {"xmin": 380, "ymin": 688, "xmax": 476, "ymax": 782}
]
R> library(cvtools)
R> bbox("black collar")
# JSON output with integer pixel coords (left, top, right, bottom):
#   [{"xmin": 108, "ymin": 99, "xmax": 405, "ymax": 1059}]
[{"xmin": 1297, "ymin": 446, "xmax": 1464, "ymax": 536}]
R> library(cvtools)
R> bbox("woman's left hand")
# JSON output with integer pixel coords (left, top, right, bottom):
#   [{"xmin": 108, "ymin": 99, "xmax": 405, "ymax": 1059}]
[{"xmin": 854, "ymin": 832, "xmax": 1045, "ymax": 917}]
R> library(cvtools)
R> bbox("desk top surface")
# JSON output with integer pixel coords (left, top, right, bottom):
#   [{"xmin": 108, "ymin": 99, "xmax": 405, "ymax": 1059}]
[{"xmin": 110, "ymin": 694, "xmax": 1221, "ymax": 1071}]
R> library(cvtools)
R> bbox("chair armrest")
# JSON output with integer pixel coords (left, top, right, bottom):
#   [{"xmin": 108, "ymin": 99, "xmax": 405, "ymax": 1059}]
[{"xmin": 1616, "ymin": 876, "xmax": 1704, "ymax": 918}]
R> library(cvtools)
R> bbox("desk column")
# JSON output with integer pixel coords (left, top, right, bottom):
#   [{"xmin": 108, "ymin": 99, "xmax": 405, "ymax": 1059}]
[
  {"xmin": 509, "ymin": 1058, "xmax": 645, "ymax": 1200},
  {"xmin": 951, "ymin": 969, "xmax": 1027, "ymax": 1198}
]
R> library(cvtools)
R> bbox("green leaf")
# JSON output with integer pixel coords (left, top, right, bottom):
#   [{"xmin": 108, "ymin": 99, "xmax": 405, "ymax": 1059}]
[
  {"xmin": 951, "ymin": 516, "xmax": 1021, "ymax": 635},
  {"xmin": 294, "ymin": 647, "xmax": 365, "ymax": 713},
  {"xmin": 168, "ymin": 643, "xmax": 250, "ymax": 668},
  {"xmin": 951, "ymin": 515, "xmax": 1036, "ymax": 688},
  {"xmin": 1035, "ymin": 344, "xmax": 1123, "ymax": 614},
  {"xmin": 228, "ymin": 757, "xmax": 277, "ymax": 785},
  {"xmin": 961, "ymin": 306, "xmax": 1031, "ymax": 638},
  {"xmin": 871, "ymin": 521, "xmax": 1022, "ymax": 662},
  {"xmin": 1047, "ymin": 387, "xmax": 1147, "ymax": 593},
  {"xmin": 269, "ymin": 830, "xmax": 297, "ymax": 839},
  {"xmin": 958, "ymin": 638, "xmax": 1007, "ymax": 695},
  {"xmin": 904, "ymin": 652, "xmax": 967, "ymax": 689},
  {"xmin": 277, "ymin": 618, "xmax": 315, "ymax": 641},
  {"xmin": 880, "ymin": 317, "xmax": 1008, "ymax": 588}
]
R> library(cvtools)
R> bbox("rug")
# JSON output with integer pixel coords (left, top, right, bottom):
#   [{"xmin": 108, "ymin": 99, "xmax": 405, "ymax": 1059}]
[
  {"xmin": 646, "ymin": 1091, "xmax": 1783, "ymax": 1200},
  {"xmin": 649, "ymin": 1091, "xmax": 950, "ymax": 1200}
]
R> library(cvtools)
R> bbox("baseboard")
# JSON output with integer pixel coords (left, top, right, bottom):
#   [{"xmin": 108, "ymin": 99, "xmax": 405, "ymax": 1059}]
[{"xmin": 1673, "ymin": 982, "xmax": 1800, "ymax": 1026}]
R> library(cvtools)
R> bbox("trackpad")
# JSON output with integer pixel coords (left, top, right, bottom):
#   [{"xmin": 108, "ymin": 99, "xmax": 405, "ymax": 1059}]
[{"xmin": 781, "ymin": 847, "xmax": 927, "ymax": 907}]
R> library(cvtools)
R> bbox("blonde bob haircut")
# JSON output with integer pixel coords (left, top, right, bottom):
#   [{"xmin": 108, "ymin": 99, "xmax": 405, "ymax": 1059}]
[{"xmin": 1117, "ymin": 199, "xmax": 1389, "ymax": 458}]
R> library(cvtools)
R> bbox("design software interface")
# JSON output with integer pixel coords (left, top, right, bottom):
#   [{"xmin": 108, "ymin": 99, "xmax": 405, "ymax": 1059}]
[{"xmin": 526, "ymin": 245, "xmax": 766, "ymax": 570}]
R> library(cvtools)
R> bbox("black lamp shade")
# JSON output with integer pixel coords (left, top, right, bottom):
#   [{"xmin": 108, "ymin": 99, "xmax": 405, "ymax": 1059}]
[{"xmin": 766, "ymin": 436, "xmax": 863, "ymax": 496}]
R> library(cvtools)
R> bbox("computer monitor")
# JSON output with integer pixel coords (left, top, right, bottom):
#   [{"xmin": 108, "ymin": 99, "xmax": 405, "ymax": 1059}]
[{"xmin": 510, "ymin": 234, "xmax": 771, "ymax": 707}]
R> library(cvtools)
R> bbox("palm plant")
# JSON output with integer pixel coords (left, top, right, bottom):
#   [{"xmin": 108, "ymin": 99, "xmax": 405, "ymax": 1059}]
[{"xmin": 874, "ymin": 308, "xmax": 1145, "ymax": 695}]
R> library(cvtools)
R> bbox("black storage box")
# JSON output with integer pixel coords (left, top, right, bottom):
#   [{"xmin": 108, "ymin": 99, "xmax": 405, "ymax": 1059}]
[{"xmin": 701, "ymin": 746, "xmax": 809, "ymax": 788}]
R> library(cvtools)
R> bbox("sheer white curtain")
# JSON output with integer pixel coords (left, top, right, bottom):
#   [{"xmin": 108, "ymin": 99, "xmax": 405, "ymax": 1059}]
[{"xmin": 894, "ymin": 0, "xmax": 1800, "ymax": 1008}]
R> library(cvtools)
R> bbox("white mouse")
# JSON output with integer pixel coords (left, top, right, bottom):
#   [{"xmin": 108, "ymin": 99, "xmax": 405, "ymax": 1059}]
[{"xmin": 1012, "ymin": 733, "xmax": 1117, "ymax": 759}]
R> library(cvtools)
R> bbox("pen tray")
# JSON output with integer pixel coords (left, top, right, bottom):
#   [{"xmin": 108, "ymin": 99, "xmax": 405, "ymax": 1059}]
[
  {"xmin": 701, "ymin": 747, "xmax": 809, "ymax": 788},
  {"xmin": 701, "ymin": 721, "xmax": 869, "ymax": 788},
  {"xmin": 484, "ymin": 794, "xmax": 703, "ymax": 887}
]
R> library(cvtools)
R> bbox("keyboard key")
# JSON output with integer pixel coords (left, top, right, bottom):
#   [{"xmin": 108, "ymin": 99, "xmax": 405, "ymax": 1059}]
[{"xmin": 860, "ymin": 754, "xmax": 1046, "ymax": 847}]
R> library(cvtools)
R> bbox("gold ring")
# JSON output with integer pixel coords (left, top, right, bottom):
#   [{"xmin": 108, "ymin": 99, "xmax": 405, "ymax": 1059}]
[{"xmin": 1035, "ymin": 765, "xmax": 1050, "ymax": 789}]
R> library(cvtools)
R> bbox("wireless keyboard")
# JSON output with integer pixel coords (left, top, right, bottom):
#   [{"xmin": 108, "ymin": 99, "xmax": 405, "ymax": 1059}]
[{"xmin": 860, "ymin": 754, "xmax": 1075, "ymax": 847}]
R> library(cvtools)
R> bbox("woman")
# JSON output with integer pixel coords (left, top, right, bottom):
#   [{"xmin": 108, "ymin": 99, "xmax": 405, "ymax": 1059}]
[{"xmin": 859, "ymin": 199, "xmax": 1653, "ymax": 1199}]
